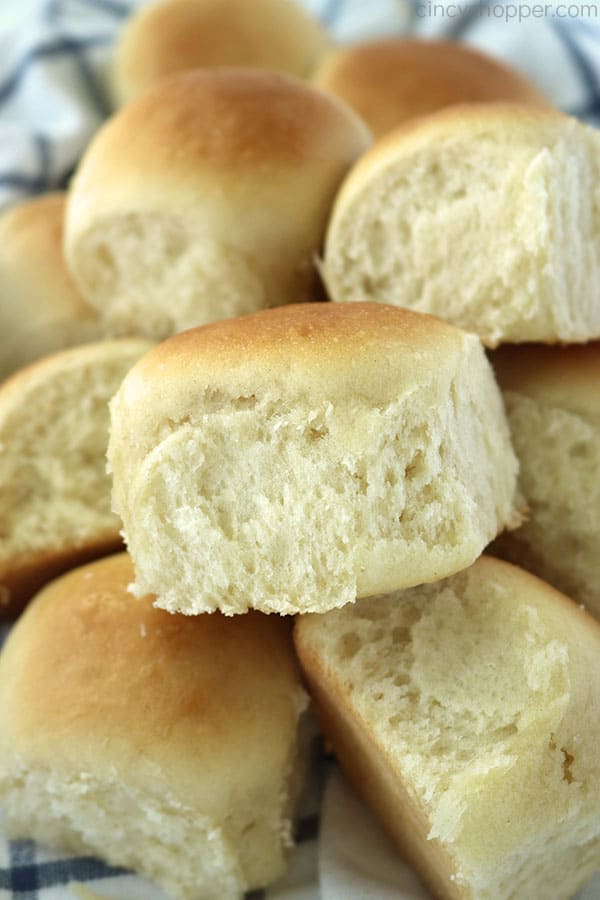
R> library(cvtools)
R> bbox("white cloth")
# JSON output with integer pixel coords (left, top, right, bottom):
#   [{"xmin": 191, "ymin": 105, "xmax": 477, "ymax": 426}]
[
  {"xmin": 1, "ymin": 2, "xmax": 599, "ymax": 898},
  {"xmin": 2, "ymin": 0, "xmax": 600, "ymax": 208}
]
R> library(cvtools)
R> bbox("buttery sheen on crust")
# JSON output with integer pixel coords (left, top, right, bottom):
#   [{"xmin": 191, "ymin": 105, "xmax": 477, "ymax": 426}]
[
  {"xmin": 108, "ymin": 302, "xmax": 519, "ymax": 616},
  {"xmin": 323, "ymin": 103, "xmax": 600, "ymax": 346},
  {"xmin": 0, "ymin": 193, "xmax": 101, "ymax": 380},
  {"xmin": 65, "ymin": 69, "xmax": 371, "ymax": 340},
  {"xmin": 314, "ymin": 38, "xmax": 548, "ymax": 138},
  {"xmin": 0, "ymin": 554, "xmax": 309, "ymax": 900},
  {"xmin": 492, "ymin": 343, "xmax": 600, "ymax": 618},
  {"xmin": 112, "ymin": 0, "xmax": 329, "ymax": 106},
  {"xmin": 0, "ymin": 338, "xmax": 151, "ymax": 619},
  {"xmin": 294, "ymin": 556, "xmax": 600, "ymax": 900}
]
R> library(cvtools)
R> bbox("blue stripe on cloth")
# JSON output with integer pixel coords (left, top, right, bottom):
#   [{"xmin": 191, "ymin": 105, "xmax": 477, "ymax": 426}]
[
  {"xmin": 0, "ymin": 848, "xmax": 130, "ymax": 892},
  {"xmin": 71, "ymin": 0, "xmax": 132, "ymax": 17},
  {"xmin": 44, "ymin": 0, "xmax": 132, "ymax": 23},
  {"xmin": 0, "ymin": 173, "xmax": 47, "ymax": 192},
  {"xmin": 32, "ymin": 133, "xmax": 51, "ymax": 187},
  {"xmin": 0, "ymin": 35, "xmax": 113, "ymax": 109},
  {"xmin": 568, "ymin": 95, "xmax": 600, "ymax": 120},
  {"xmin": 44, "ymin": 0, "xmax": 60, "ymax": 24},
  {"xmin": 6, "ymin": 840, "xmax": 38, "ymax": 898},
  {"xmin": 552, "ymin": 19, "xmax": 600, "ymax": 96},
  {"xmin": 57, "ymin": 164, "xmax": 77, "ymax": 190},
  {"xmin": 58, "ymin": 163, "xmax": 77, "ymax": 190},
  {"xmin": 552, "ymin": 20, "xmax": 600, "ymax": 122},
  {"xmin": 445, "ymin": 0, "xmax": 493, "ymax": 39},
  {"xmin": 321, "ymin": 0, "xmax": 346, "ymax": 27},
  {"xmin": 567, "ymin": 19, "xmax": 600, "ymax": 40},
  {"xmin": 69, "ymin": 41, "xmax": 112, "ymax": 117}
]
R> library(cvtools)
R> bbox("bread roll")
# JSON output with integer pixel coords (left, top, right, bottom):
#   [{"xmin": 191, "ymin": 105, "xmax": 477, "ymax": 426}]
[
  {"xmin": 0, "ymin": 339, "xmax": 151, "ymax": 619},
  {"xmin": 314, "ymin": 38, "xmax": 548, "ymax": 139},
  {"xmin": 108, "ymin": 302, "xmax": 519, "ymax": 616},
  {"xmin": 112, "ymin": 0, "xmax": 329, "ymax": 106},
  {"xmin": 0, "ymin": 553, "xmax": 309, "ymax": 900},
  {"xmin": 65, "ymin": 69, "xmax": 371, "ymax": 341},
  {"xmin": 295, "ymin": 556, "xmax": 600, "ymax": 900},
  {"xmin": 0, "ymin": 193, "xmax": 101, "ymax": 380},
  {"xmin": 323, "ymin": 104, "xmax": 600, "ymax": 347},
  {"xmin": 492, "ymin": 343, "xmax": 600, "ymax": 619}
]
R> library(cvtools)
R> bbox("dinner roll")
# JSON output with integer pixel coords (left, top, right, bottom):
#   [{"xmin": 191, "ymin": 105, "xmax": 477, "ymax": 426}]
[
  {"xmin": 492, "ymin": 343, "xmax": 600, "ymax": 619},
  {"xmin": 108, "ymin": 302, "xmax": 519, "ymax": 616},
  {"xmin": 314, "ymin": 38, "xmax": 548, "ymax": 139},
  {"xmin": 295, "ymin": 556, "xmax": 600, "ymax": 900},
  {"xmin": 323, "ymin": 104, "xmax": 600, "ymax": 347},
  {"xmin": 65, "ymin": 70, "xmax": 371, "ymax": 341},
  {"xmin": 0, "ymin": 553, "xmax": 309, "ymax": 900},
  {"xmin": 0, "ymin": 193, "xmax": 101, "ymax": 381},
  {"xmin": 0, "ymin": 339, "xmax": 151, "ymax": 619},
  {"xmin": 112, "ymin": 0, "xmax": 329, "ymax": 106}
]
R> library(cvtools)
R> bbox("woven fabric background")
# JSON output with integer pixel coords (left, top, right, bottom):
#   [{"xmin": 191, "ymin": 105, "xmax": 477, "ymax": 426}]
[{"xmin": 0, "ymin": 2, "xmax": 599, "ymax": 898}]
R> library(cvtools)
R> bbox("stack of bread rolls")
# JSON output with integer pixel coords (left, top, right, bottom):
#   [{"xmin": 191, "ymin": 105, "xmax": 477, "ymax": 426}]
[
  {"xmin": 0, "ymin": 1, "xmax": 598, "ymax": 899},
  {"xmin": 321, "ymin": 87, "xmax": 600, "ymax": 619}
]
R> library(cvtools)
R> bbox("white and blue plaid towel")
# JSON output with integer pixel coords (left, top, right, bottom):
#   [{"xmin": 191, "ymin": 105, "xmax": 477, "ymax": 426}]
[
  {"xmin": 1, "ymin": 2, "xmax": 600, "ymax": 898},
  {"xmin": 2, "ymin": 0, "xmax": 600, "ymax": 208}
]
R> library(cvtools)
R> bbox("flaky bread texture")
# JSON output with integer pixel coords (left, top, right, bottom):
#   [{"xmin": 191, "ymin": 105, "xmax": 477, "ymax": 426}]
[
  {"xmin": 108, "ymin": 302, "xmax": 519, "ymax": 616},
  {"xmin": 314, "ymin": 39, "xmax": 548, "ymax": 138},
  {"xmin": 0, "ymin": 339, "xmax": 151, "ymax": 618},
  {"xmin": 0, "ymin": 554, "xmax": 309, "ymax": 900},
  {"xmin": 65, "ymin": 69, "xmax": 371, "ymax": 340},
  {"xmin": 492, "ymin": 343, "xmax": 600, "ymax": 618},
  {"xmin": 0, "ymin": 193, "xmax": 101, "ymax": 380},
  {"xmin": 295, "ymin": 556, "xmax": 600, "ymax": 900},
  {"xmin": 112, "ymin": 0, "xmax": 329, "ymax": 106},
  {"xmin": 323, "ymin": 104, "xmax": 600, "ymax": 346}
]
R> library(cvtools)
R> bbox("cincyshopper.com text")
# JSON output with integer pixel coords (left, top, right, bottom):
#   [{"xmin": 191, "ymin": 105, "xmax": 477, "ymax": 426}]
[{"xmin": 416, "ymin": 3, "xmax": 599, "ymax": 22}]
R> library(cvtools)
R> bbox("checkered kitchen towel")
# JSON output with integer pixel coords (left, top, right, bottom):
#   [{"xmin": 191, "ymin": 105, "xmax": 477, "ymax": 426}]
[
  {"xmin": 1, "ymin": 2, "xmax": 600, "ymax": 898},
  {"xmin": 2, "ymin": 0, "xmax": 600, "ymax": 208}
]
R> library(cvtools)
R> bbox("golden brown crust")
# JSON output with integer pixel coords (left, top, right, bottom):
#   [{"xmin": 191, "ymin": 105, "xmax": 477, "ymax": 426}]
[
  {"xmin": 73, "ymin": 69, "xmax": 370, "ymax": 186},
  {"xmin": 0, "ymin": 534, "xmax": 123, "ymax": 621},
  {"xmin": 65, "ymin": 68, "xmax": 371, "ymax": 336},
  {"xmin": 109, "ymin": 303, "xmax": 476, "ymax": 466},
  {"xmin": 0, "ymin": 193, "xmax": 103, "ymax": 379},
  {"xmin": 0, "ymin": 193, "xmax": 95, "ymax": 325},
  {"xmin": 0, "ymin": 553, "xmax": 304, "ymax": 814},
  {"xmin": 113, "ymin": 0, "xmax": 330, "ymax": 105},
  {"xmin": 128, "ymin": 301, "xmax": 467, "ymax": 385},
  {"xmin": 1, "ymin": 193, "xmax": 65, "ymax": 260},
  {"xmin": 108, "ymin": 303, "xmax": 486, "ymax": 534},
  {"xmin": 314, "ymin": 39, "xmax": 549, "ymax": 138},
  {"xmin": 0, "ymin": 338, "xmax": 153, "ymax": 403}
]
